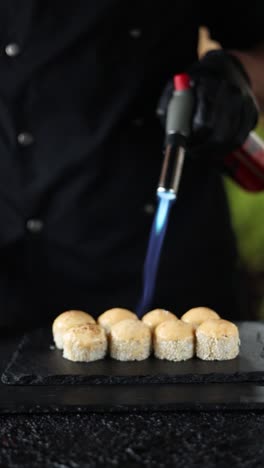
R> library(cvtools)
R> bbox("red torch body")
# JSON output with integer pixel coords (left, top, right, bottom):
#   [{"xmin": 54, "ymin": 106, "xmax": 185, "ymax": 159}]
[{"xmin": 224, "ymin": 132, "xmax": 264, "ymax": 192}]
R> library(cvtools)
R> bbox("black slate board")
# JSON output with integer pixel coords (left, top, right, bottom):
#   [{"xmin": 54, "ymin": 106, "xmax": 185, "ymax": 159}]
[
  {"xmin": 2, "ymin": 383, "xmax": 264, "ymax": 413},
  {"xmin": 2, "ymin": 322, "xmax": 264, "ymax": 385}
]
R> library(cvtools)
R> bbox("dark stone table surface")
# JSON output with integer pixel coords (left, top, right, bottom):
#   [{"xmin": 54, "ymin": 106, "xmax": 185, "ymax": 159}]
[{"xmin": 1, "ymin": 331, "xmax": 264, "ymax": 468}]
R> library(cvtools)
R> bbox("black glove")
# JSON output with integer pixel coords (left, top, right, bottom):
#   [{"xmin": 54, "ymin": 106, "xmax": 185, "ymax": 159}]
[{"xmin": 157, "ymin": 50, "xmax": 259, "ymax": 160}]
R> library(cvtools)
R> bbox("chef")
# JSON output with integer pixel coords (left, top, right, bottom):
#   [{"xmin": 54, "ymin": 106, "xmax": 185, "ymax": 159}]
[{"xmin": 0, "ymin": 1, "xmax": 263, "ymax": 326}]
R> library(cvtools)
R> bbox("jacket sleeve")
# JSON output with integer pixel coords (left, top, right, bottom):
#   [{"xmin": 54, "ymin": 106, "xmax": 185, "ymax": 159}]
[{"xmin": 200, "ymin": 1, "xmax": 264, "ymax": 50}]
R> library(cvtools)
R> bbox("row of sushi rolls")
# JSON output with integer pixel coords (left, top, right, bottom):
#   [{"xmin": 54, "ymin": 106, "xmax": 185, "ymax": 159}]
[{"xmin": 52, "ymin": 307, "xmax": 240, "ymax": 362}]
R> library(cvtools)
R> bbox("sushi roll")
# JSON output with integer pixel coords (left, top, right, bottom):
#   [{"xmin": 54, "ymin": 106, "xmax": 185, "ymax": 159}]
[
  {"xmin": 52, "ymin": 310, "xmax": 95, "ymax": 349},
  {"xmin": 110, "ymin": 319, "xmax": 151, "ymax": 361},
  {"xmin": 63, "ymin": 323, "xmax": 107, "ymax": 362},
  {"xmin": 98, "ymin": 308, "xmax": 138, "ymax": 334},
  {"xmin": 154, "ymin": 320, "xmax": 195, "ymax": 361},
  {"xmin": 142, "ymin": 309, "xmax": 178, "ymax": 331},
  {"xmin": 181, "ymin": 307, "xmax": 220, "ymax": 329},
  {"xmin": 196, "ymin": 319, "xmax": 240, "ymax": 361}
]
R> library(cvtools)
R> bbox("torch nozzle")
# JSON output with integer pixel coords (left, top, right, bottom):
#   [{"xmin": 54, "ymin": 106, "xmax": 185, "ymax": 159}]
[{"xmin": 157, "ymin": 143, "xmax": 186, "ymax": 198}]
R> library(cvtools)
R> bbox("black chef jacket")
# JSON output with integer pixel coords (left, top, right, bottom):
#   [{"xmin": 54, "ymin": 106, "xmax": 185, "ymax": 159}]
[{"xmin": 0, "ymin": 1, "xmax": 263, "ymax": 326}]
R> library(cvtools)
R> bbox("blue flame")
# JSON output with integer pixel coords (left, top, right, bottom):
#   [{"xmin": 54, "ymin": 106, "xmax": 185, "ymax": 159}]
[
  {"xmin": 137, "ymin": 190, "xmax": 176, "ymax": 316},
  {"xmin": 155, "ymin": 191, "xmax": 176, "ymax": 234}
]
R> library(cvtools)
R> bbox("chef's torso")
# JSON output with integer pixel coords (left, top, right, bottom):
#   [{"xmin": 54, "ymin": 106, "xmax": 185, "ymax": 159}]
[{"xmin": 0, "ymin": 1, "xmax": 238, "ymax": 324}]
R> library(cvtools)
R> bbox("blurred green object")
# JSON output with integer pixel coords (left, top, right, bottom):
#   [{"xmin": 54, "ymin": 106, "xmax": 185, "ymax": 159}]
[
  {"xmin": 258, "ymin": 119, "xmax": 264, "ymax": 140},
  {"xmin": 225, "ymin": 121, "xmax": 264, "ymax": 317},
  {"xmin": 225, "ymin": 182, "xmax": 264, "ymax": 272},
  {"xmin": 225, "ymin": 124, "xmax": 264, "ymax": 271}
]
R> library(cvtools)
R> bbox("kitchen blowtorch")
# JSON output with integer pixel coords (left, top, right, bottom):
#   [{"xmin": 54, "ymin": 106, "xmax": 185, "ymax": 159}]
[{"xmin": 137, "ymin": 73, "xmax": 193, "ymax": 316}]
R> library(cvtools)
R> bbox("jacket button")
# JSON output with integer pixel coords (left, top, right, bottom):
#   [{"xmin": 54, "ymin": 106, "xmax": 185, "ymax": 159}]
[
  {"xmin": 132, "ymin": 118, "xmax": 144, "ymax": 127},
  {"xmin": 26, "ymin": 219, "xmax": 44, "ymax": 233},
  {"xmin": 5, "ymin": 43, "xmax": 20, "ymax": 57},
  {"xmin": 144, "ymin": 204, "xmax": 155, "ymax": 214},
  {"xmin": 17, "ymin": 132, "xmax": 34, "ymax": 146},
  {"xmin": 129, "ymin": 29, "xmax": 142, "ymax": 39}
]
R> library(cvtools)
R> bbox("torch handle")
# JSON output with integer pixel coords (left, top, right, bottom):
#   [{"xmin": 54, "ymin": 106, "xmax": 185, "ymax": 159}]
[
  {"xmin": 165, "ymin": 73, "xmax": 193, "ymax": 145},
  {"xmin": 158, "ymin": 73, "xmax": 193, "ymax": 195}
]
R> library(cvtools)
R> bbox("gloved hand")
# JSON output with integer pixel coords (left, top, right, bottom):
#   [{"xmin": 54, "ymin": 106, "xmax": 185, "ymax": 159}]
[{"xmin": 157, "ymin": 50, "xmax": 259, "ymax": 160}]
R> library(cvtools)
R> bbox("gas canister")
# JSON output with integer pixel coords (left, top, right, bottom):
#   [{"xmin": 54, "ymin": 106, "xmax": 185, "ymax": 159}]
[{"xmin": 224, "ymin": 132, "xmax": 264, "ymax": 192}]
